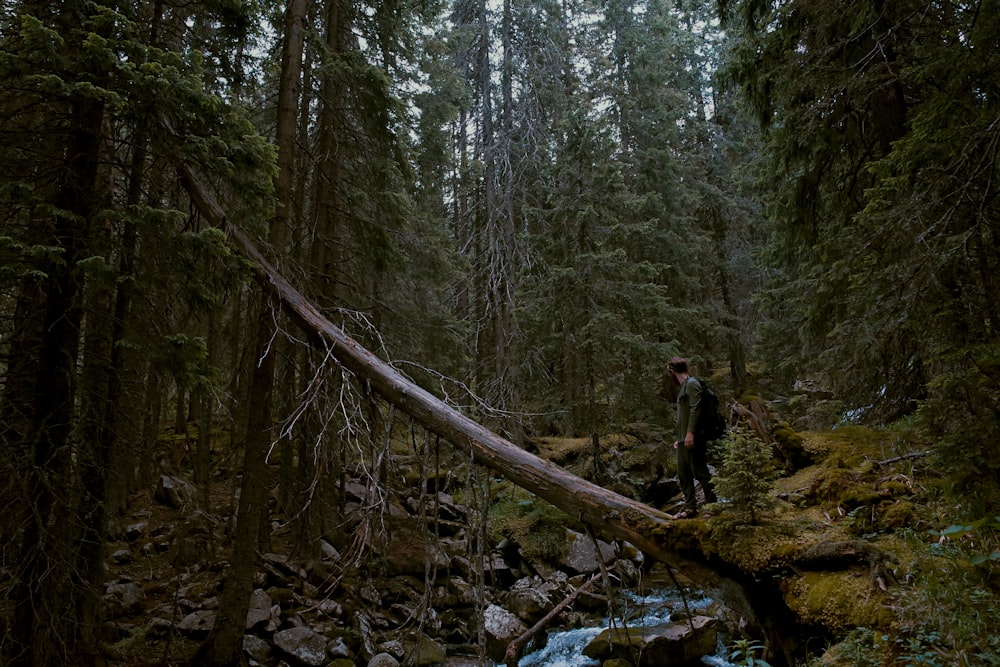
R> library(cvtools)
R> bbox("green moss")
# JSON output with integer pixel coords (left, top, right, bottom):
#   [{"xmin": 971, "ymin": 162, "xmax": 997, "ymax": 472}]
[
  {"xmin": 487, "ymin": 492, "xmax": 572, "ymax": 560},
  {"xmin": 879, "ymin": 480, "xmax": 910, "ymax": 497},
  {"xmin": 839, "ymin": 485, "xmax": 881, "ymax": 508},
  {"xmin": 773, "ymin": 421, "xmax": 804, "ymax": 448},
  {"xmin": 783, "ymin": 571, "xmax": 890, "ymax": 633},
  {"xmin": 811, "ymin": 468, "xmax": 860, "ymax": 503},
  {"xmin": 708, "ymin": 520, "xmax": 800, "ymax": 572},
  {"xmin": 879, "ymin": 500, "xmax": 918, "ymax": 530}
]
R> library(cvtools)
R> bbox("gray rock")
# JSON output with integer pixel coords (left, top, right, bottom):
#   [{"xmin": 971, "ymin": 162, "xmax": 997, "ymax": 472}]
[
  {"xmin": 111, "ymin": 548, "xmax": 134, "ymax": 564},
  {"xmin": 328, "ymin": 636, "xmax": 351, "ymax": 659},
  {"xmin": 404, "ymin": 634, "xmax": 447, "ymax": 666},
  {"xmin": 176, "ymin": 609, "xmax": 216, "ymax": 638},
  {"xmin": 558, "ymin": 529, "xmax": 616, "ymax": 574},
  {"xmin": 104, "ymin": 581, "xmax": 143, "ymax": 618},
  {"xmin": 245, "ymin": 588, "xmax": 272, "ymax": 629},
  {"xmin": 367, "ymin": 653, "xmax": 400, "ymax": 667},
  {"xmin": 483, "ymin": 604, "xmax": 527, "ymax": 661},
  {"xmin": 243, "ymin": 634, "xmax": 272, "ymax": 665},
  {"xmin": 503, "ymin": 577, "xmax": 552, "ymax": 623},
  {"xmin": 154, "ymin": 474, "xmax": 197, "ymax": 509},
  {"xmin": 583, "ymin": 615, "xmax": 718, "ymax": 667},
  {"xmin": 273, "ymin": 626, "xmax": 328, "ymax": 666},
  {"xmin": 125, "ymin": 521, "xmax": 147, "ymax": 541}
]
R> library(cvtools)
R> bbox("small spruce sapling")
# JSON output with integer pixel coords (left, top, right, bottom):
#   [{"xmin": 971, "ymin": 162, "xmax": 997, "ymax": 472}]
[{"xmin": 714, "ymin": 428, "xmax": 775, "ymax": 524}]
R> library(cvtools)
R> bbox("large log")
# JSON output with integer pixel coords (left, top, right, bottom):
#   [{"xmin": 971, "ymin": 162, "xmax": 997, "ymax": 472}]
[{"xmin": 175, "ymin": 163, "xmax": 715, "ymax": 579}]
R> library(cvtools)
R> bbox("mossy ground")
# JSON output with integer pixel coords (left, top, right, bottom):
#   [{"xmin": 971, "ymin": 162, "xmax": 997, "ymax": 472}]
[{"xmin": 522, "ymin": 422, "xmax": 1000, "ymax": 666}]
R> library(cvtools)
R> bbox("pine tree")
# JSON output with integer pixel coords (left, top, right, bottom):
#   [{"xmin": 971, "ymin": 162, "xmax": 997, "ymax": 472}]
[{"xmin": 714, "ymin": 428, "xmax": 775, "ymax": 524}]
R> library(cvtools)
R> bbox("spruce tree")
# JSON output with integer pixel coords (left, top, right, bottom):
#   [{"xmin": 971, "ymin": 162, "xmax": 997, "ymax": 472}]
[{"xmin": 714, "ymin": 428, "xmax": 774, "ymax": 524}]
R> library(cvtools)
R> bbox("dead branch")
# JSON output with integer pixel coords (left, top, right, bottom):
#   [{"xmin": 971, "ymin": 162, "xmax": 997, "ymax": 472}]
[{"xmin": 504, "ymin": 572, "xmax": 602, "ymax": 667}]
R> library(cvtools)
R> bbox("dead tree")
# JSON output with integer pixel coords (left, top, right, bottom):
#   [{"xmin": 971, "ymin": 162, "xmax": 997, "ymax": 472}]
[{"xmin": 175, "ymin": 160, "xmax": 731, "ymax": 585}]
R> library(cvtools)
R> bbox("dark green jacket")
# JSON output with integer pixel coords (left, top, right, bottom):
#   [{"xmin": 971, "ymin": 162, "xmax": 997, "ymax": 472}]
[{"xmin": 676, "ymin": 376, "xmax": 704, "ymax": 442}]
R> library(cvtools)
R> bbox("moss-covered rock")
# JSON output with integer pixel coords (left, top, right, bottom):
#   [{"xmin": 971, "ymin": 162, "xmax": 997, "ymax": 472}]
[
  {"xmin": 782, "ymin": 571, "xmax": 892, "ymax": 634},
  {"xmin": 879, "ymin": 500, "xmax": 918, "ymax": 531}
]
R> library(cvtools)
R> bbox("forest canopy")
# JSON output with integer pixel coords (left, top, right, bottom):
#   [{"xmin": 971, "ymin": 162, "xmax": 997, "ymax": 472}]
[{"xmin": 1, "ymin": 0, "xmax": 998, "ymax": 665}]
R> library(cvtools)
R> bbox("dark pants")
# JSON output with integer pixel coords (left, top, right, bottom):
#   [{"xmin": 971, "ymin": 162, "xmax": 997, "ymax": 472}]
[{"xmin": 677, "ymin": 439, "xmax": 716, "ymax": 510}]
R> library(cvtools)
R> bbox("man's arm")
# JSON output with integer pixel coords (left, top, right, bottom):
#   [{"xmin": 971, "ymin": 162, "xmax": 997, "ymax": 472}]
[{"xmin": 685, "ymin": 379, "xmax": 703, "ymax": 447}]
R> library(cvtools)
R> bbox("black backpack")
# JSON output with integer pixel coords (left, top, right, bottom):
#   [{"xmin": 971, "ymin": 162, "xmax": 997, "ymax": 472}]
[{"xmin": 693, "ymin": 377, "xmax": 727, "ymax": 442}]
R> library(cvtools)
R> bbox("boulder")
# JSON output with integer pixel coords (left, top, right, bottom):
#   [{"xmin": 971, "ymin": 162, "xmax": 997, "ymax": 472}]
[
  {"xmin": 154, "ymin": 474, "xmax": 197, "ymax": 509},
  {"xmin": 483, "ymin": 604, "xmax": 528, "ymax": 661},
  {"xmin": 176, "ymin": 609, "xmax": 216, "ymax": 638},
  {"xmin": 242, "ymin": 634, "xmax": 272, "ymax": 665},
  {"xmin": 403, "ymin": 633, "xmax": 447, "ymax": 666},
  {"xmin": 245, "ymin": 588, "xmax": 272, "ymax": 630},
  {"xmin": 273, "ymin": 626, "xmax": 328, "ymax": 666},
  {"xmin": 558, "ymin": 529, "xmax": 616, "ymax": 574},
  {"xmin": 503, "ymin": 577, "xmax": 553, "ymax": 624},
  {"xmin": 582, "ymin": 615, "xmax": 718, "ymax": 667},
  {"xmin": 104, "ymin": 581, "xmax": 144, "ymax": 618}
]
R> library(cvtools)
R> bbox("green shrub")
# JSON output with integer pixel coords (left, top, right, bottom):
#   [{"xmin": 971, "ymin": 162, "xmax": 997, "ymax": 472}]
[{"xmin": 714, "ymin": 428, "xmax": 776, "ymax": 524}]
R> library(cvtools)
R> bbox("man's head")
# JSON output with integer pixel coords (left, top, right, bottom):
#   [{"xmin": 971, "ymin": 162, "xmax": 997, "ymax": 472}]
[{"xmin": 668, "ymin": 356, "xmax": 688, "ymax": 384}]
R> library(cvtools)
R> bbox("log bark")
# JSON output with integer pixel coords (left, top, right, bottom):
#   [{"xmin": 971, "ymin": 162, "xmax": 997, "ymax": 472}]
[{"xmin": 174, "ymin": 161, "xmax": 719, "ymax": 580}]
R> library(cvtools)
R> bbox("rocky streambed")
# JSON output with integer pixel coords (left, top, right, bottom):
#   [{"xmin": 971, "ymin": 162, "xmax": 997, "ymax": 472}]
[
  {"xmin": 102, "ymin": 466, "xmax": 738, "ymax": 667},
  {"xmin": 101, "ymin": 424, "xmax": 924, "ymax": 667}
]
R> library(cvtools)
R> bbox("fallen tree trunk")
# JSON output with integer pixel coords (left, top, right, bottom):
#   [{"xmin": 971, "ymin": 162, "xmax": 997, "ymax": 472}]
[{"xmin": 175, "ymin": 162, "xmax": 718, "ymax": 581}]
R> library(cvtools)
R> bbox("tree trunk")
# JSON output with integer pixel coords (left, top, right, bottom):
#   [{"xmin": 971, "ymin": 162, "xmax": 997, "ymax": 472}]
[
  {"xmin": 193, "ymin": 0, "xmax": 306, "ymax": 661},
  {"xmin": 9, "ymin": 90, "xmax": 104, "ymax": 667}
]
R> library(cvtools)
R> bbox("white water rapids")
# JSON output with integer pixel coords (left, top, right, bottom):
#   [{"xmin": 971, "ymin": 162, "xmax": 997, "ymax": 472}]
[{"xmin": 517, "ymin": 588, "xmax": 737, "ymax": 667}]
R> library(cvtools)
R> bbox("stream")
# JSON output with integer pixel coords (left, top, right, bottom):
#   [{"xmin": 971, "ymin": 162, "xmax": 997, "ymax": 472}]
[{"xmin": 517, "ymin": 588, "xmax": 737, "ymax": 667}]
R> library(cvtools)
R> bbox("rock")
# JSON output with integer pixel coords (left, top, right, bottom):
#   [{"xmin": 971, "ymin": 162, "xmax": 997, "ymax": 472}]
[
  {"xmin": 377, "ymin": 639, "xmax": 404, "ymax": 659},
  {"xmin": 170, "ymin": 511, "xmax": 215, "ymax": 567},
  {"xmin": 403, "ymin": 633, "xmax": 447, "ymax": 666},
  {"xmin": 483, "ymin": 552, "xmax": 517, "ymax": 587},
  {"xmin": 104, "ymin": 581, "xmax": 144, "ymax": 618},
  {"xmin": 111, "ymin": 548, "xmax": 133, "ymax": 564},
  {"xmin": 379, "ymin": 524, "xmax": 451, "ymax": 577},
  {"xmin": 176, "ymin": 609, "xmax": 216, "ymax": 638},
  {"xmin": 605, "ymin": 659, "xmax": 636, "ymax": 667},
  {"xmin": 242, "ymin": 634, "xmax": 272, "ymax": 665},
  {"xmin": 154, "ymin": 474, "xmax": 197, "ymax": 509},
  {"xmin": 146, "ymin": 617, "xmax": 173, "ymax": 639},
  {"xmin": 326, "ymin": 636, "xmax": 351, "ymax": 660},
  {"xmin": 483, "ymin": 604, "xmax": 527, "ymax": 661},
  {"xmin": 582, "ymin": 616, "xmax": 718, "ymax": 667},
  {"xmin": 367, "ymin": 653, "xmax": 400, "ymax": 667},
  {"xmin": 320, "ymin": 539, "xmax": 341, "ymax": 561},
  {"xmin": 245, "ymin": 588, "xmax": 272, "ymax": 629},
  {"xmin": 503, "ymin": 577, "xmax": 552, "ymax": 623},
  {"xmin": 558, "ymin": 529, "xmax": 616, "ymax": 574},
  {"xmin": 125, "ymin": 521, "xmax": 147, "ymax": 541},
  {"xmin": 273, "ymin": 626, "xmax": 328, "ymax": 666}
]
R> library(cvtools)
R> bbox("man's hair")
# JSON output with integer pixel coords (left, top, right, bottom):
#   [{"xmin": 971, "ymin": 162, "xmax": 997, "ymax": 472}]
[{"xmin": 667, "ymin": 356, "xmax": 688, "ymax": 373}]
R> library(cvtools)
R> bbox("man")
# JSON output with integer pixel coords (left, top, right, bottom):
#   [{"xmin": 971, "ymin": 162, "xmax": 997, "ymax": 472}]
[{"xmin": 668, "ymin": 356, "xmax": 717, "ymax": 518}]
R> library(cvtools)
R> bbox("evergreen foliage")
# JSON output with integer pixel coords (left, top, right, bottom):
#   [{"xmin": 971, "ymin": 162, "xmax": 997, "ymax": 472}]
[
  {"xmin": 713, "ymin": 427, "xmax": 775, "ymax": 524},
  {"xmin": 2, "ymin": 0, "xmax": 998, "ymax": 663},
  {"xmin": 719, "ymin": 0, "xmax": 1000, "ymax": 488}
]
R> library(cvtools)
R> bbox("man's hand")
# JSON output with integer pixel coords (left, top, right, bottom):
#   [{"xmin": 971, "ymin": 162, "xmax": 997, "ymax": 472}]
[{"xmin": 684, "ymin": 432, "xmax": 695, "ymax": 448}]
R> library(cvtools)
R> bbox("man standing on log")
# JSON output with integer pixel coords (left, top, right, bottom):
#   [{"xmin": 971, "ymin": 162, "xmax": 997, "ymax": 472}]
[{"xmin": 668, "ymin": 357, "xmax": 717, "ymax": 518}]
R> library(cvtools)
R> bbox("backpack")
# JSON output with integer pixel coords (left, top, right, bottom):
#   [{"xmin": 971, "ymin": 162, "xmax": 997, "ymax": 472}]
[{"xmin": 693, "ymin": 377, "xmax": 727, "ymax": 442}]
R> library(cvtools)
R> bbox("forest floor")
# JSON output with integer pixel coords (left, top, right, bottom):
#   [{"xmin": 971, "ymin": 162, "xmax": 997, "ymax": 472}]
[{"xmin": 101, "ymin": 420, "xmax": 1000, "ymax": 667}]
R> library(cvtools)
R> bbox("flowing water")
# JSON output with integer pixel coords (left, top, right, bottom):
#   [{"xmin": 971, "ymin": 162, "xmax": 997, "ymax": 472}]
[{"xmin": 517, "ymin": 588, "xmax": 737, "ymax": 667}]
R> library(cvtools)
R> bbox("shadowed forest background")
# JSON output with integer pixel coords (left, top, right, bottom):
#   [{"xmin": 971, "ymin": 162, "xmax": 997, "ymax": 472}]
[{"xmin": 1, "ymin": 0, "xmax": 999, "ymax": 665}]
